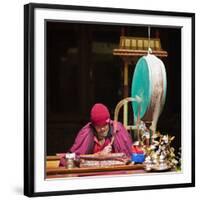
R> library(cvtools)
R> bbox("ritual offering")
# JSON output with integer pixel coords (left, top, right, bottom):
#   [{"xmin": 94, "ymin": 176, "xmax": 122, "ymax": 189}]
[
  {"xmin": 65, "ymin": 153, "xmax": 76, "ymax": 169},
  {"xmin": 143, "ymin": 132, "xmax": 180, "ymax": 172},
  {"xmin": 79, "ymin": 153, "xmax": 131, "ymax": 168}
]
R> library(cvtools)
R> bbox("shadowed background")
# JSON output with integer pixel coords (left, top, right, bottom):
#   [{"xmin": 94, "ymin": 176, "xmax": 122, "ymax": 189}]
[{"xmin": 46, "ymin": 21, "xmax": 181, "ymax": 155}]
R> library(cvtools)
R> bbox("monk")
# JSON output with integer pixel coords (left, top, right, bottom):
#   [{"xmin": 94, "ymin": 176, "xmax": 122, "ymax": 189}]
[
  {"xmin": 59, "ymin": 103, "xmax": 133, "ymax": 166},
  {"xmin": 69, "ymin": 103, "xmax": 132, "ymax": 156}
]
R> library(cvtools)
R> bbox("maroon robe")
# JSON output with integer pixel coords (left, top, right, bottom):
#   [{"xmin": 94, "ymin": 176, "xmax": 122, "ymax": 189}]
[{"xmin": 69, "ymin": 120, "xmax": 132, "ymax": 157}]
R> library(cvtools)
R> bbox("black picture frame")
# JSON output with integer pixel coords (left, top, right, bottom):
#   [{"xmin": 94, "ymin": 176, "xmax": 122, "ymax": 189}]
[{"xmin": 24, "ymin": 3, "xmax": 195, "ymax": 197}]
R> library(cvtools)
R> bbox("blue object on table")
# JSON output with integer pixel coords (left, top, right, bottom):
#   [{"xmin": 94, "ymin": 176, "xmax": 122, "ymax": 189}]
[{"xmin": 132, "ymin": 153, "xmax": 145, "ymax": 163}]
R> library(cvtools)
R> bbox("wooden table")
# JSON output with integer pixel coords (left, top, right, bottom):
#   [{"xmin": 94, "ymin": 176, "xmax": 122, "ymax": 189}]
[
  {"xmin": 46, "ymin": 155, "xmax": 176, "ymax": 179},
  {"xmin": 46, "ymin": 163, "xmax": 146, "ymax": 179}
]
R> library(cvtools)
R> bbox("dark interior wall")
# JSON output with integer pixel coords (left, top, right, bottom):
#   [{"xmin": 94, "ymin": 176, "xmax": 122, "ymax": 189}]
[
  {"xmin": 157, "ymin": 28, "xmax": 181, "ymax": 152},
  {"xmin": 46, "ymin": 21, "xmax": 181, "ymax": 155}
]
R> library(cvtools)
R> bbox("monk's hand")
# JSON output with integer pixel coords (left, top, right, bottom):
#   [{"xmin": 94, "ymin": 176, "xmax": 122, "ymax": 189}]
[{"xmin": 101, "ymin": 144, "xmax": 112, "ymax": 154}]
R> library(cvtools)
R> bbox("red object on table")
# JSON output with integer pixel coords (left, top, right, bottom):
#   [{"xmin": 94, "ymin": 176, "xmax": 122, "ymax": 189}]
[{"xmin": 132, "ymin": 146, "xmax": 144, "ymax": 154}]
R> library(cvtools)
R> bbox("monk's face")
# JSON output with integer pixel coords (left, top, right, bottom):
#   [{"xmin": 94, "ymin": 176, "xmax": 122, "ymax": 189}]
[{"xmin": 94, "ymin": 124, "xmax": 109, "ymax": 140}]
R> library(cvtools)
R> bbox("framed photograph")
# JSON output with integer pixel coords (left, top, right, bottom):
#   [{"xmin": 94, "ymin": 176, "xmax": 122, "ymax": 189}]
[{"xmin": 24, "ymin": 3, "xmax": 195, "ymax": 197}]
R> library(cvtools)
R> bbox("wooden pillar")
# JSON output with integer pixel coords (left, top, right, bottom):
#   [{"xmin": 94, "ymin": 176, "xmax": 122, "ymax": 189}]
[{"xmin": 123, "ymin": 61, "xmax": 129, "ymax": 127}]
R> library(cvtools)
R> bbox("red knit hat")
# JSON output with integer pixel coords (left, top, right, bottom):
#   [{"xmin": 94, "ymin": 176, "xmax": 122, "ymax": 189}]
[{"xmin": 90, "ymin": 103, "xmax": 110, "ymax": 126}]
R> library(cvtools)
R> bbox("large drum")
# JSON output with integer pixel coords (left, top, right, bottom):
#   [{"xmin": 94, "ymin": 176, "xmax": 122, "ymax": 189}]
[{"xmin": 131, "ymin": 54, "xmax": 167, "ymax": 124}]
